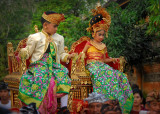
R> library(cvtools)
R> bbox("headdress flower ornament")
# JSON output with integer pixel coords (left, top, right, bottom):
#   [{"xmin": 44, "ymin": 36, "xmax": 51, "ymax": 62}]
[
  {"xmin": 86, "ymin": 5, "xmax": 111, "ymax": 37},
  {"xmin": 42, "ymin": 12, "xmax": 65, "ymax": 25},
  {"xmin": 84, "ymin": 92, "xmax": 106, "ymax": 104}
]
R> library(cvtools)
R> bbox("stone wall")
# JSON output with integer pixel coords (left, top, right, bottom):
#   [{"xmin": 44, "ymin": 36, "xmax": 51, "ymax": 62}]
[
  {"xmin": 128, "ymin": 62, "xmax": 160, "ymax": 93},
  {"xmin": 142, "ymin": 62, "xmax": 160, "ymax": 93}
]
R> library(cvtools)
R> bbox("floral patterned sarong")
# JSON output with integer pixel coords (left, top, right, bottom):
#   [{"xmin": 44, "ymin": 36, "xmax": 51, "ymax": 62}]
[
  {"xmin": 86, "ymin": 61, "xmax": 134, "ymax": 113},
  {"xmin": 18, "ymin": 42, "xmax": 71, "ymax": 109}
]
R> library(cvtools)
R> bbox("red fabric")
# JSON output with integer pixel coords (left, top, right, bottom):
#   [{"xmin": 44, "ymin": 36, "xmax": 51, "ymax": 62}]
[
  {"xmin": 105, "ymin": 53, "xmax": 120, "ymax": 70},
  {"xmin": 71, "ymin": 41, "xmax": 88, "ymax": 54},
  {"xmin": 10, "ymin": 108, "xmax": 19, "ymax": 112},
  {"xmin": 70, "ymin": 99, "xmax": 88, "ymax": 114}
]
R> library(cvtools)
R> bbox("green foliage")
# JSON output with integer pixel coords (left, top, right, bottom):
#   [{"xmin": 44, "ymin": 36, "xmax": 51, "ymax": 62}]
[
  {"xmin": 122, "ymin": 25, "xmax": 152, "ymax": 65},
  {"xmin": 147, "ymin": 0, "xmax": 160, "ymax": 37},
  {"xmin": 0, "ymin": 0, "xmax": 35, "ymax": 78},
  {"xmin": 104, "ymin": 2, "xmax": 124, "ymax": 57},
  {"xmin": 105, "ymin": 0, "xmax": 152, "ymax": 65},
  {"xmin": 58, "ymin": 15, "xmax": 90, "ymax": 48},
  {"xmin": 0, "ymin": 44, "xmax": 7, "ymax": 80},
  {"xmin": 0, "ymin": 0, "xmax": 35, "ymax": 42}
]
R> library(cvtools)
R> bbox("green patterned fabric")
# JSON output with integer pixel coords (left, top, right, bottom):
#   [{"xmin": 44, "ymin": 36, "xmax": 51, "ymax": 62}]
[
  {"xmin": 86, "ymin": 61, "xmax": 134, "ymax": 113},
  {"xmin": 18, "ymin": 42, "xmax": 71, "ymax": 108}
]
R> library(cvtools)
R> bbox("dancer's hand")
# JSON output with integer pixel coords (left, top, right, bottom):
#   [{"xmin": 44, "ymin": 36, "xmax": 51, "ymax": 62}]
[
  {"xmin": 112, "ymin": 58, "xmax": 119, "ymax": 63},
  {"xmin": 68, "ymin": 53, "xmax": 76, "ymax": 60}
]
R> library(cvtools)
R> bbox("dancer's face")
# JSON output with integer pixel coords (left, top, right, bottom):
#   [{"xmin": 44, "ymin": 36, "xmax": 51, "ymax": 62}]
[
  {"xmin": 93, "ymin": 30, "xmax": 105, "ymax": 43},
  {"xmin": 89, "ymin": 102, "xmax": 102, "ymax": 114},
  {"xmin": 43, "ymin": 22, "xmax": 58, "ymax": 35}
]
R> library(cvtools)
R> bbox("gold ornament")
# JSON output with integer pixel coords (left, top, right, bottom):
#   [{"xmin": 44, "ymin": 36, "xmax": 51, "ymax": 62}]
[
  {"xmin": 86, "ymin": 5, "xmax": 111, "ymax": 36},
  {"xmin": 42, "ymin": 12, "xmax": 65, "ymax": 25}
]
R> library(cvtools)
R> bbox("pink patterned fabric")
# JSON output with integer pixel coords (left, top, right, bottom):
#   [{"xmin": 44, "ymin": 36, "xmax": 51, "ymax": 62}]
[{"xmin": 38, "ymin": 77, "xmax": 57, "ymax": 114}]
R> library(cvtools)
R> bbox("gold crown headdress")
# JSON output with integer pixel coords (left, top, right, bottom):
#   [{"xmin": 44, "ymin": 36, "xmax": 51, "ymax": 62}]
[
  {"xmin": 86, "ymin": 4, "xmax": 111, "ymax": 37},
  {"xmin": 42, "ymin": 12, "xmax": 65, "ymax": 25}
]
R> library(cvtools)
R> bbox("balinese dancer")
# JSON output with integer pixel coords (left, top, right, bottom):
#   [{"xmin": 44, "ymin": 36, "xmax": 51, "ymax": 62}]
[
  {"xmin": 79, "ymin": 5, "xmax": 134, "ymax": 113},
  {"xmin": 18, "ymin": 11, "xmax": 75, "ymax": 113}
]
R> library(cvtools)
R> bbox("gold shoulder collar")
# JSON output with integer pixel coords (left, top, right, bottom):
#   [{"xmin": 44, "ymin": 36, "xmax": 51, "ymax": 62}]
[{"xmin": 90, "ymin": 40, "xmax": 106, "ymax": 50}]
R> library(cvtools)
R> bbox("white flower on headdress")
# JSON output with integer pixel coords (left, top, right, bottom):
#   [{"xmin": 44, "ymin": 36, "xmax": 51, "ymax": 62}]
[{"xmin": 84, "ymin": 92, "xmax": 106, "ymax": 104}]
